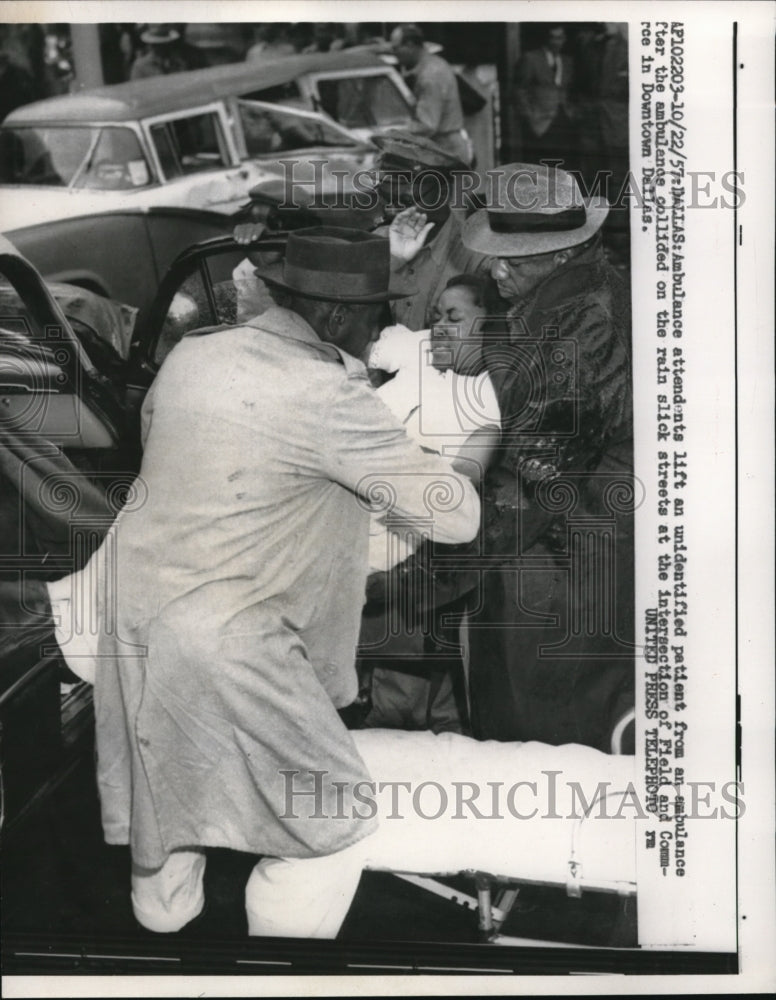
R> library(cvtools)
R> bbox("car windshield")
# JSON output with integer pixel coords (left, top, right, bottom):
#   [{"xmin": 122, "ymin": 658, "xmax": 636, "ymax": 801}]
[
  {"xmin": 315, "ymin": 75, "xmax": 413, "ymax": 129},
  {"xmin": 237, "ymin": 100, "xmax": 359, "ymax": 156},
  {"xmin": 0, "ymin": 125, "xmax": 152, "ymax": 190}
]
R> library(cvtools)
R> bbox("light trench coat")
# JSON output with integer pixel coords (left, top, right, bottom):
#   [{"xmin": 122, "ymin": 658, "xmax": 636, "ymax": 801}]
[{"xmin": 94, "ymin": 307, "xmax": 479, "ymax": 869}]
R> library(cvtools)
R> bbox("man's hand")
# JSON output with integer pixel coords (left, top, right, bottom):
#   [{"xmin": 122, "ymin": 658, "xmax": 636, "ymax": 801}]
[
  {"xmin": 389, "ymin": 207, "xmax": 435, "ymax": 264},
  {"xmin": 233, "ymin": 222, "xmax": 267, "ymax": 245}
]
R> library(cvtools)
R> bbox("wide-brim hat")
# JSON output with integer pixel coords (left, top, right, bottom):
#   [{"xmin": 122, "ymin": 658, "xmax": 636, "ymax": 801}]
[
  {"xmin": 373, "ymin": 131, "xmax": 467, "ymax": 173},
  {"xmin": 462, "ymin": 163, "xmax": 610, "ymax": 256},
  {"xmin": 140, "ymin": 25, "xmax": 180, "ymax": 45},
  {"xmin": 184, "ymin": 24, "xmax": 245, "ymax": 49},
  {"xmin": 253, "ymin": 226, "xmax": 414, "ymax": 303}
]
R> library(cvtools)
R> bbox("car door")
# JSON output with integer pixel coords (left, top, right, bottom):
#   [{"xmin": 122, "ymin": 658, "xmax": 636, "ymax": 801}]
[
  {"xmin": 0, "ymin": 241, "xmax": 132, "ymax": 826},
  {"xmin": 140, "ymin": 103, "xmax": 253, "ymax": 215},
  {"xmin": 0, "ymin": 238, "xmax": 130, "ymax": 572}
]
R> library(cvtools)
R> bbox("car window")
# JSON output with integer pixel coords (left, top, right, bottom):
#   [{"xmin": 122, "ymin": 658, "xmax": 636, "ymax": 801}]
[
  {"xmin": 75, "ymin": 128, "xmax": 151, "ymax": 189},
  {"xmin": 153, "ymin": 251, "xmax": 248, "ymax": 367},
  {"xmin": 0, "ymin": 125, "xmax": 152, "ymax": 190},
  {"xmin": 240, "ymin": 82, "xmax": 302, "ymax": 104},
  {"xmin": 237, "ymin": 100, "xmax": 359, "ymax": 155},
  {"xmin": 149, "ymin": 112, "xmax": 230, "ymax": 180},
  {"xmin": 316, "ymin": 76, "xmax": 413, "ymax": 129}
]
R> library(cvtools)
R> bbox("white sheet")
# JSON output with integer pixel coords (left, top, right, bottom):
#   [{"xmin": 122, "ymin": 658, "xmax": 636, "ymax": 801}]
[{"xmin": 352, "ymin": 730, "xmax": 637, "ymax": 892}]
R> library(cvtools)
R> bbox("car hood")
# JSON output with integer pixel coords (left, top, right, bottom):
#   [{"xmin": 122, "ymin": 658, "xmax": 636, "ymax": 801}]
[
  {"xmin": 245, "ymin": 149, "xmax": 377, "ymax": 207},
  {"xmin": 0, "ymin": 187, "xmax": 139, "ymax": 233}
]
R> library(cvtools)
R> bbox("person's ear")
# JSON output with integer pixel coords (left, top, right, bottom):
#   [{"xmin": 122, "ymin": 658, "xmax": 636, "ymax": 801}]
[
  {"xmin": 325, "ymin": 303, "xmax": 349, "ymax": 343},
  {"xmin": 554, "ymin": 249, "xmax": 572, "ymax": 267}
]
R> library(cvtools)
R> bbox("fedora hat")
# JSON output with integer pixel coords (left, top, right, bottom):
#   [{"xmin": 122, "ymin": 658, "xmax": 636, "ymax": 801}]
[
  {"xmin": 252, "ymin": 227, "xmax": 414, "ymax": 303},
  {"xmin": 462, "ymin": 163, "xmax": 609, "ymax": 257},
  {"xmin": 140, "ymin": 25, "xmax": 180, "ymax": 45}
]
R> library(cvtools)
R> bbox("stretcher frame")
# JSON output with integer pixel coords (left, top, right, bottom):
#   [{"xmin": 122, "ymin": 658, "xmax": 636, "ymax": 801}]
[
  {"xmin": 372, "ymin": 778, "xmax": 638, "ymax": 947},
  {"xmin": 384, "ymin": 865, "xmax": 637, "ymax": 946}
]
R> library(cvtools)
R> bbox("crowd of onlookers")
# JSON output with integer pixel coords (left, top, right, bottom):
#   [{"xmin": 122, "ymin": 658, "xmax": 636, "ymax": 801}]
[
  {"xmin": 0, "ymin": 24, "xmax": 74, "ymax": 120},
  {"xmin": 104, "ymin": 22, "xmax": 387, "ymax": 81},
  {"xmin": 0, "ymin": 22, "xmax": 384, "ymax": 117},
  {"xmin": 1, "ymin": 21, "xmax": 627, "ymax": 200},
  {"xmin": 510, "ymin": 24, "xmax": 628, "ymax": 204}
]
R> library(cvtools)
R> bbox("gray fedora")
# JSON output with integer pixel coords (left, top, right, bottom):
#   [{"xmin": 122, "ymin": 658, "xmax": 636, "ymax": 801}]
[{"xmin": 463, "ymin": 163, "xmax": 609, "ymax": 257}]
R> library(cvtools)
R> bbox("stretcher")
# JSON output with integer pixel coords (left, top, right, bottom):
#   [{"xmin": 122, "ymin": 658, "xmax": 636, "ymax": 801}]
[
  {"xmin": 47, "ymin": 565, "xmax": 637, "ymax": 945},
  {"xmin": 351, "ymin": 729, "xmax": 637, "ymax": 945}
]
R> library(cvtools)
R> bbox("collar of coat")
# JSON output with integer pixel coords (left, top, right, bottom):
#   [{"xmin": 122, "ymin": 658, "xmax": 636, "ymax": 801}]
[
  {"xmin": 247, "ymin": 306, "xmax": 367, "ymax": 377},
  {"xmin": 509, "ymin": 244, "xmax": 611, "ymax": 326}
]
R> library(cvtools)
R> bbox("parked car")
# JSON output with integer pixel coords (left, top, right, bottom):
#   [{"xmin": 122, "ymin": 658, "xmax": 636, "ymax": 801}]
[{"xmin": 0, "ymin": 52, "xmax": 390, "ymax": 311}]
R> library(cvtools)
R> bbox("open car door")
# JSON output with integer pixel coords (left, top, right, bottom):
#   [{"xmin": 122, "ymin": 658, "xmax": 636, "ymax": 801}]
[{"xmin": 0, "ymin": 237, "xmax": 133, "ymax": 827}]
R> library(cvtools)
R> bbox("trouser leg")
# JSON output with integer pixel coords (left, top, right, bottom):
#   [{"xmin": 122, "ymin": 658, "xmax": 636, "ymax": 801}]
[
  {"xmin": 245, "ymin": 837, "xmax": 369, "ymax": 938},
  {"xmin": 131, "ymin": 848, "xmax": 206, "ymax": 932},
  {"xmin": 365, "ymin": 660, "xmax": 463, "ymax": 733}
]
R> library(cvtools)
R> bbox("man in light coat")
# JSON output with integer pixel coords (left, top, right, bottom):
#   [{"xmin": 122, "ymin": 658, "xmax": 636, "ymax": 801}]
[{"xmin": 94, "ymin": 227, "xmax": 480, "ymax": 937}]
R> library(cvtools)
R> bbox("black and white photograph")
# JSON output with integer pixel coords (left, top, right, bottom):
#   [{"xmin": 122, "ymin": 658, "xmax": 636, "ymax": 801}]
[{"xmin": 0, "ymin": 1, "xmax": 773, "ymax": 996}]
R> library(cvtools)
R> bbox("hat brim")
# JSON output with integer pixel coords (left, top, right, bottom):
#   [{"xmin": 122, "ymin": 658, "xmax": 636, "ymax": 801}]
[
  {"xmin": 141, "ymin": 31, "xmax": 180, "ymax": 44},
  {"xmin": 462, "ymin": 197, "xmax": 610, "ymax": 257},
  {"xmin": 252, "ymin": 262, "xmax": 414, "ymax": 303}
]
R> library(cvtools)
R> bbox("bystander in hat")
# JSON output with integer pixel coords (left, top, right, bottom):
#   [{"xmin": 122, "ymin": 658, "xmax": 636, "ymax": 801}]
[
  {"xmin": 463, "ymin": 162, "xmax": 609, "ymax": 256},
  {"xmin": 140, "ymin": 25, "xmax": 180, "ymax": 45}
]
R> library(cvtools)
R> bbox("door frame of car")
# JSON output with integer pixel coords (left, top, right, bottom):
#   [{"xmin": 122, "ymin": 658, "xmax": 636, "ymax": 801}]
[{"xmin": 126, "ymin": 234, "xmax": 284, "ymax": 386}]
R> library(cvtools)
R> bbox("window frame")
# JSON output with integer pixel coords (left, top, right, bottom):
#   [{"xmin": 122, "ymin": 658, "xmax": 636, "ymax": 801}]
[
  {"xmin": 304, "ymin": 67, "xmax": 417, "ymax": 130},
  {"xmin": 128, "ymin": 235, "xmax": 287, "ymax": 382},
  {"xmin": 0, "ymin": 121, "xmax": 157, "ymax": 190},
  {"xmin": 141, "ymin": 103, "xmax": 240, "ymax": 184}
]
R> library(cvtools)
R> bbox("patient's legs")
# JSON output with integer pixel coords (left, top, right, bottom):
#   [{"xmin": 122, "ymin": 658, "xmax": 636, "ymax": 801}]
[{"xmin": 245, "ymin": 837, "xmax": 369, "ymax": 938}]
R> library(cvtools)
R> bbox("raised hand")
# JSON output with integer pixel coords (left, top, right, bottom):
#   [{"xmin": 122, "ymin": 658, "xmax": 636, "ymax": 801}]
[{"xmin": 388, "ymin": 207, "xmax": 435, "ymax": 264}]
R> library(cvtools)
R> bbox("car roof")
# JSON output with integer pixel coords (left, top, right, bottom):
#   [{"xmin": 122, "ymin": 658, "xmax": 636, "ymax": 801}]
[{"xmin": 4, "ymin": 49, "xmax": 388, "ymax": 125}]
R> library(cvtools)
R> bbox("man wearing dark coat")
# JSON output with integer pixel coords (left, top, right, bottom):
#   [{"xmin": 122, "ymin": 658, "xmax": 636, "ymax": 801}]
[
  {"xmin": 461, "ymin": 163, "xmax": 635, "ymax": 752},
  {"xmin": 515, "ymin": 25, "xmax": 576, "ymax": 168}
]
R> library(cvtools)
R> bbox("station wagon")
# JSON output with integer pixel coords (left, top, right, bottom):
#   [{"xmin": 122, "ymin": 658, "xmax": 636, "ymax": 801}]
[{"xmin": 0, "ymin": 50, "xmax": 409, "ymax": 310}]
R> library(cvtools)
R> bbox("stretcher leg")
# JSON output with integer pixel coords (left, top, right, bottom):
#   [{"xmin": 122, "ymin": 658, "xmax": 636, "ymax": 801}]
[
  {"xmin": 475, "ymin": 875, "xmax": 495, "ymax": 939},
  {"xmin": 492, "ymin": 886, "xmax": 520, "ymax": 930}
]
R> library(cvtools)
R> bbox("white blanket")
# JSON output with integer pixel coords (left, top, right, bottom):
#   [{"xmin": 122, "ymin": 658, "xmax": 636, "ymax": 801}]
[{"xmin": 353, "ymin": 730, "xmax": 637, "ymax": 892}]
